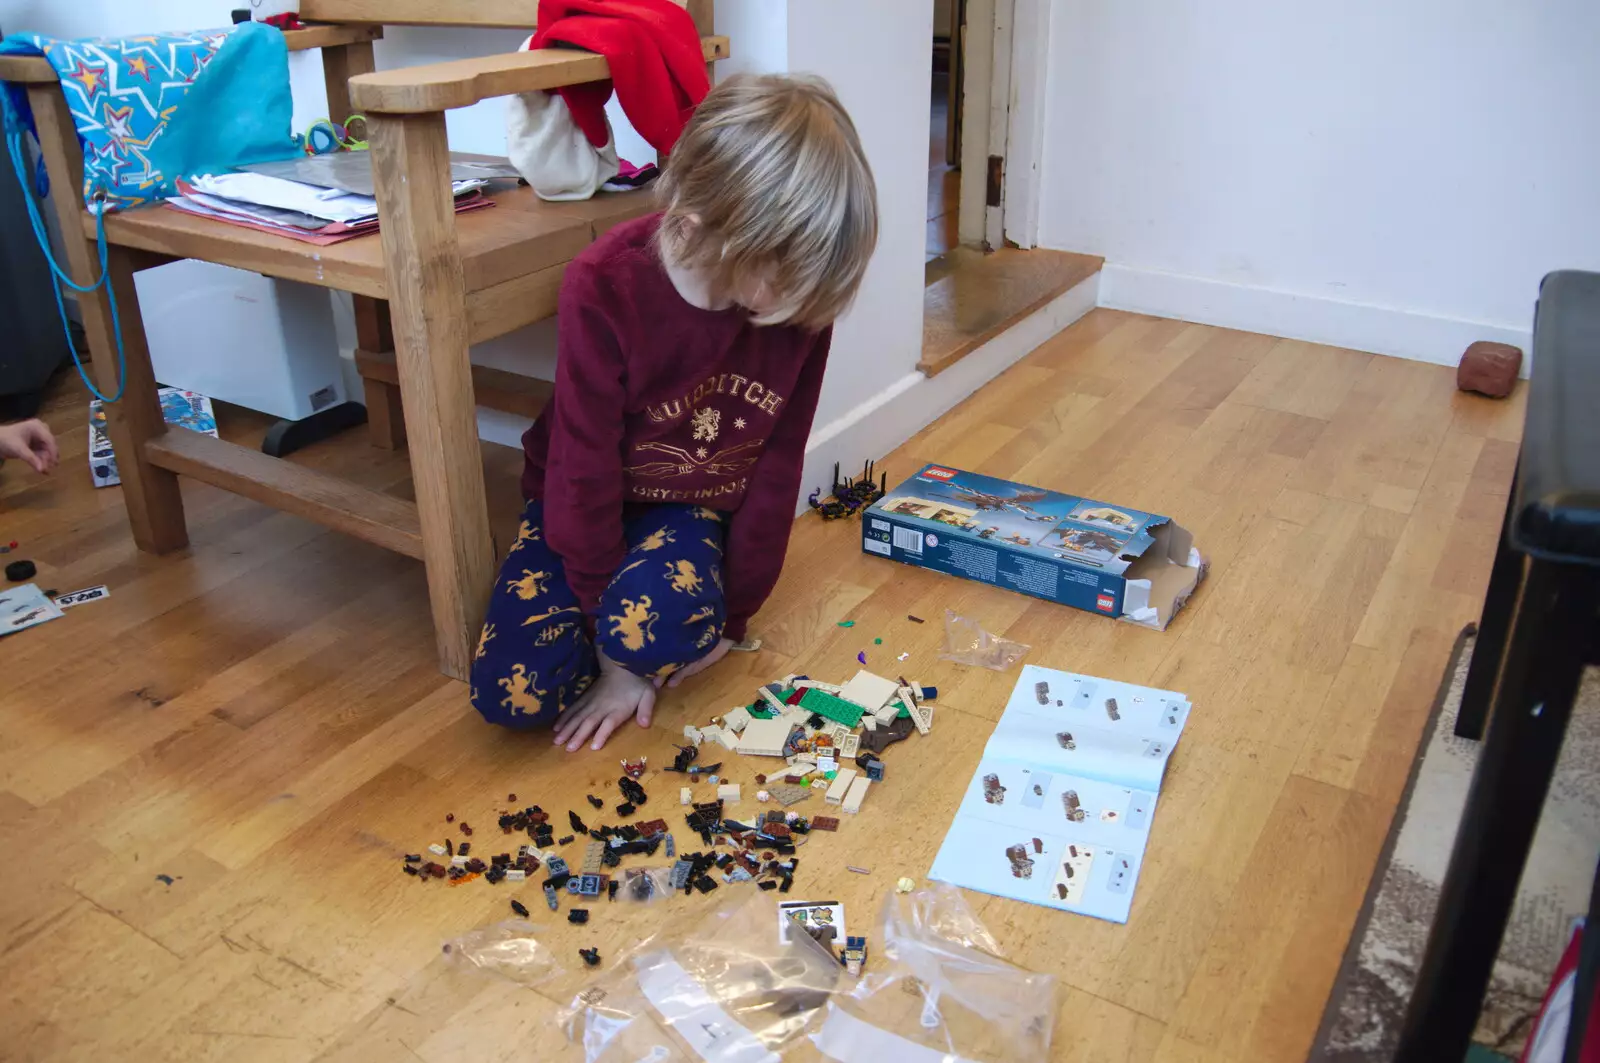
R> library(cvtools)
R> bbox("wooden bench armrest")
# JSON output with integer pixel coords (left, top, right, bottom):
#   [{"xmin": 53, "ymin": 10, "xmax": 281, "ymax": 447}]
[
  {"xmin": 0, "ymin": 24, "xmax": 381, "ymax": 85},
  {"xmin": 349, "ymin": 35, "xmax": 728, "ymax": 114}
]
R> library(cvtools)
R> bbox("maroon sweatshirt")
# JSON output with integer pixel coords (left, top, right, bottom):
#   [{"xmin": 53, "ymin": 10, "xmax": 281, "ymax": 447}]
[{"xmin": 521, "ymin": 213, "xmax": 831, "ymax": 642}]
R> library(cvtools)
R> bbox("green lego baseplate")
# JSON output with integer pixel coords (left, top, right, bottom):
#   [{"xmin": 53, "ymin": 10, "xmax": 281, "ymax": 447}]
[{"xmin": 798, "ymin": 687, "xmax": 866, "ymax": 728}]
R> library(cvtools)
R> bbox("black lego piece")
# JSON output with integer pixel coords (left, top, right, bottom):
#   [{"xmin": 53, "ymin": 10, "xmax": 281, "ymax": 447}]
[
  {"xmin": 568, "ymin": 908, "xmax": 589, "ymax": 924},
  {"xmin": 615, "ymin": 802, "xmax": 635, "ymax": 818},
  {"xmin": 5, "ymin": 559, "xmax": 37, "ymax": 582},
  {"xmin": 618, "ymin": 777, "xmax": 647, "ymax": 806},
  {"xmin": 569, "ymin": 810, "xmax": 588, "ymax": 835},
  {"xmin": 586, "ymin": 794, "xmax": 604, "ymax": 809},
  {"xmin": 579, "ymin": 947, "xmax": 601, "ymax": 967},
  {"xmin": 510, "ymin": 899, "xmax": 530, "ymax": 918}
]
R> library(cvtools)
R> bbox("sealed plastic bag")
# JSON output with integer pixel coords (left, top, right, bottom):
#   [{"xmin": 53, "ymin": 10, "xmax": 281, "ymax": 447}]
[
  {"xmin": 812, "ymin": 884, "xmax": 1056, "ymax": 1063},
  {"xmin": 939, "ymin": 610, "xmax": 1030, "ymax": 671},
  {"xmin": 559, "ymin": 886, "xmax": 845, "ymax": 1062}
]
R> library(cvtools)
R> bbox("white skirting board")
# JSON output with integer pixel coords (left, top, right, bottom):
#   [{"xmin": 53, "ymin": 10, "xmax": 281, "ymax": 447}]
[{"xmin": 1098, "ymin": 263, "xmax": 1534, "ymax": 377}]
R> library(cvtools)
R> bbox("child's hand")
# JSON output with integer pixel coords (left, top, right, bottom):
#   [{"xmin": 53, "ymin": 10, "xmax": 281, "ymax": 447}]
[
  {"xmin": 553, "ymin": 650, "xmax": 656, "ymax": 752},
  {"xmin": 0, "ymin": 419, "xmax": 58, "ymax": 475},
  {"xmin": 662, "ymin": 637, "xmax": 735, "ymax": 689}
]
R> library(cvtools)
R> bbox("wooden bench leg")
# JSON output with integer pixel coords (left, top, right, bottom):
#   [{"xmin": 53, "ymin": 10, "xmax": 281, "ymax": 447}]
[
  {"xmin": 369, "ymin": 111, "xmax": 496, "ymax": 680},
  {"xmin": 362, "ymin": 375, "xmax": 407, "ymax": 450},
  {"xmin": 103, "ymin": 247, "xmax": 189, "ymax": 552},
  {"xmin": 352, "ymin": 297, "xmax": 405, "ymax": 450},
  {"xmin": 28, "ymin": 85, "xmax": 187, "ymax": 553}
]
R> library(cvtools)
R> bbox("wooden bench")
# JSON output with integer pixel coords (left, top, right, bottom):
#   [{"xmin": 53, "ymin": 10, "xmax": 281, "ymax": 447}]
[{"xmin": 0, "ymin": 2, "xmax": 728, "ymax": 680}]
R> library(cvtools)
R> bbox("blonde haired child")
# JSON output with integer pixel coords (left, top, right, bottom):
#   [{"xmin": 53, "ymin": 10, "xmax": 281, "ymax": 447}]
[{"xmin": 472, "ymin": 73, "xmax": 878, "ymax": 751}]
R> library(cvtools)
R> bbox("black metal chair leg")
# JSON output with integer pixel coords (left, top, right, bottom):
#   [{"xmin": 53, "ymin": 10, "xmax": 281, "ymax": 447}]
[
  {"xmin": 1456, "ymin": 470, "xmax": 1523, "ymax": 740},
  {"xmin": 1565, "ymin": 854, "xmax": 1600, "ymax": 1062},
  {"xmin": 1395, "ymin": 562, "xmax": 1594, "ymax": 1062}
]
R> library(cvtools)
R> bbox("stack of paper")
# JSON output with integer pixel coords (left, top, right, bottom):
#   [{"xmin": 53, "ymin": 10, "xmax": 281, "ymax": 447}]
[
  {"xmin": 928, "ymin": 664, "xmax": 1192, "ymax": 923},
  {"xmin": 165, "ymin": 163, "xmax": 496, "ymax": 244}
]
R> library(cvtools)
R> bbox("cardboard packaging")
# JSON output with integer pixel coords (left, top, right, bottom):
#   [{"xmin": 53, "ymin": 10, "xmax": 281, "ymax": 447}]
[{"xmin": 861, "ymin": 464, "xmax": 1204, "ymax": 629}]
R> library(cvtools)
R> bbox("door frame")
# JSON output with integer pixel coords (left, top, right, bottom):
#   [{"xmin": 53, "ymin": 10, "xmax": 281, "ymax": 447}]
[{"xmin": 956, "ymin": 0, "xmax": 1051, "ymax": 251}]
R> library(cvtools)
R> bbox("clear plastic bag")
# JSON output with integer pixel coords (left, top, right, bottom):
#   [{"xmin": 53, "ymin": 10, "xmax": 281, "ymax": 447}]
[
  {"xmin": 617, "ymin": 866, "xmax": 675, "ymax": 903},
  {"xmin": 938, "ymin": 610, "xmax": 1030, "ymax": 671},
  {"xmin": 558, "ymin": 886, "xmax": 845, "ymax": 1062},
  {"xmin": 441, "ymin": 919, "xmax": 563, "ymax": 988},
  {"xmin": 812, "ymin": 884, "xmax": 1057, "ymax": 1063}
]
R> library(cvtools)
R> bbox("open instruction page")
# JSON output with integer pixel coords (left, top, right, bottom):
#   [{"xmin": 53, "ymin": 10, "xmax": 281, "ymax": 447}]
[{"xmin": 928, "ymin": 665, "xmax": 1191, "ymax": 924}]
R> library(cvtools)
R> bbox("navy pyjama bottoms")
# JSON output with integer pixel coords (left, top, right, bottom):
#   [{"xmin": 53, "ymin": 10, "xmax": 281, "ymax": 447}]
[{"xmin": 469, "ymin": 500, "xmax": 728, "ymax": 729}]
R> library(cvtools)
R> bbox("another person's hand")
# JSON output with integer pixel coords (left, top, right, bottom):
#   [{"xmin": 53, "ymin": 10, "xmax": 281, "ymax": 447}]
[
  {"xmin": 0, "ymin": 419, "xmax": 58, "ymax": 475},
  {"xmin": 552, "ymin": 649, "xmax": 656, "ymax": 752},
  {"xmin": 660, "ymin": 637, "xmax": 735, "ymax": 689}
]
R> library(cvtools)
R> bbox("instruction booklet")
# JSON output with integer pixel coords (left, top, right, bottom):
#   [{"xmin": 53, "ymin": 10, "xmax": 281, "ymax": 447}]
[{"xmin": 928, "ymin": 664, "xmax": 1191, "ymax": 923}]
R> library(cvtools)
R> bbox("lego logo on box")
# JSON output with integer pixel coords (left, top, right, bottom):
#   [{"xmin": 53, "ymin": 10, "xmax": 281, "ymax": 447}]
[
  {"xmin": 921, "ymin": 466, "xmax": 958, "ymax": 481},
  {"xmin": 1096, "ymin": 594, "xmax": 1116, "ymax": 612}
]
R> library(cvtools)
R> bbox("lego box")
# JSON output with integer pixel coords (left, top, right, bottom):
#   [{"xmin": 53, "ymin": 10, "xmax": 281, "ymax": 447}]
[{"xmin": 862, "ymin": 464, "xmax": 1204, "ymax": 629}]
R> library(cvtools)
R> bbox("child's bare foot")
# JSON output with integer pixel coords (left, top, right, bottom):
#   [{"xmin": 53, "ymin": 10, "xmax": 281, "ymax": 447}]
[
  {"xmin": 553, "ymin": 650, "xmax": 656, "ymax": 752},
  {"xmin": 661, "ymin": 637, "xmax": 734, "ymax": 688}
]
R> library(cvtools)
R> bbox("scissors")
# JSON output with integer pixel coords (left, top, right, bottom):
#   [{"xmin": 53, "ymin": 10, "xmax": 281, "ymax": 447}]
[{"xmin": 303, "ymin": 115, "xmax": 369, "ymax": 154}]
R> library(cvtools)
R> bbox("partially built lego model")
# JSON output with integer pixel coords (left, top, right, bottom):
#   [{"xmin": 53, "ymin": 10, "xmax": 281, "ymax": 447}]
[
  {"xmin": 681, "ymin": 665, "xmax": 940, "ymax": 823},
  {"xmin": 808, "ymin": 460, "xmax": 888, "ymax": 521}
]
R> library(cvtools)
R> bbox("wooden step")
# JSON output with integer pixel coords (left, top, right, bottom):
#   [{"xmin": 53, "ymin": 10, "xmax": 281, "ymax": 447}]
[{"xmin": 919, "ymin": 247, "xmax": 1103, "ymax": 377}]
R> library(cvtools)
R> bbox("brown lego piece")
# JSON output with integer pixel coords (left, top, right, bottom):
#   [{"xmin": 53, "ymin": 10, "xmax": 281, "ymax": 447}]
[
  {"xmin": 810, "ymin": 816, "xmax": 840, "ymax": 832},
  {"xmin": 859, "ymin": 714, "xmax": 914, "ymax": 755}
]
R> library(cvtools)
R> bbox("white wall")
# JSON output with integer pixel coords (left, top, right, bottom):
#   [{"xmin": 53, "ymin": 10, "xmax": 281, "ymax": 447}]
[
  {"xmin": 1038, "ymin": 0, "xmax": 1600, "ymax": 368},
  {"xmin": 784, "ymin": 1, "xmax": 932, "ymax": 455}
]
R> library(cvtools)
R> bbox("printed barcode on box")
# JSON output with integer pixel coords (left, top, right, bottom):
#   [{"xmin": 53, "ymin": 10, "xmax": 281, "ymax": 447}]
[{"xmin": 892, "ymin": 527, "xmax": 923, "ymax": 555}]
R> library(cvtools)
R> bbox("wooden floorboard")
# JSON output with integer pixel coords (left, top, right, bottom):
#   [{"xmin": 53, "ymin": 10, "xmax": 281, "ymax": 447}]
[{"xmin": 0, "ymin": 310, "xmax": 1524, "ymax": 1061}]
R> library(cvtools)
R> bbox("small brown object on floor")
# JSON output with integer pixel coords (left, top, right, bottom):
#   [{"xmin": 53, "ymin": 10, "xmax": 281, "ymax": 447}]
[{"xmin": 1456, "ymin": 341, "xmax": 1522, "ymax": 398}]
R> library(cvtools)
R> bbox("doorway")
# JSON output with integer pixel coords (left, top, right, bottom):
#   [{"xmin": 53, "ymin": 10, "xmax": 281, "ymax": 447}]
[{"xmin": 927, "ymin": 0, "xmax": 962, "ymax": 265}]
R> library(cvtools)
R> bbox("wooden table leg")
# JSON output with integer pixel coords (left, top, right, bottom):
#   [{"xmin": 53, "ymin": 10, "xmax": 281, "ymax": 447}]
[
  {"xmin": 352, "ymin": 297, "xmax": 405, "ymax": 450},
  {"xmin": 368, "ymin": 111, "xmax": 495, "ymax": 680},
  {"xmin": 28, "ymin": 84, "xmax": 187, "ymax": 553}
]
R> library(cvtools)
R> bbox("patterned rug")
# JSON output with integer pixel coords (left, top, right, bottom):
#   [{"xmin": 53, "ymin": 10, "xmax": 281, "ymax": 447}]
[{"xmin": 1311, "ymin": 626, "xmax": 1600, "ymax": 1061}]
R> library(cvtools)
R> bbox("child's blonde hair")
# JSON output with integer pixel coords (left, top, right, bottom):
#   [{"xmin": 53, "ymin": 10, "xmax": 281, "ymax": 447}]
[{"xmin": 656, "ymin": 73, "xmax": 878, "ymax": 330}]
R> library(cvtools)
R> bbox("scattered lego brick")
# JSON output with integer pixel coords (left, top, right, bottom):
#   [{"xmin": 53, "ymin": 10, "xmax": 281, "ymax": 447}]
[
  {"xmin": 767, "ymin": 784, "xmax": 812, "ymax": 807},
  {"xmin": 841, "ymin": 776, "xmax": 871, "ymax": 814},
  {"xmin": 799, "ymin": 687, "xmax": 866, "ymax": 728}
]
